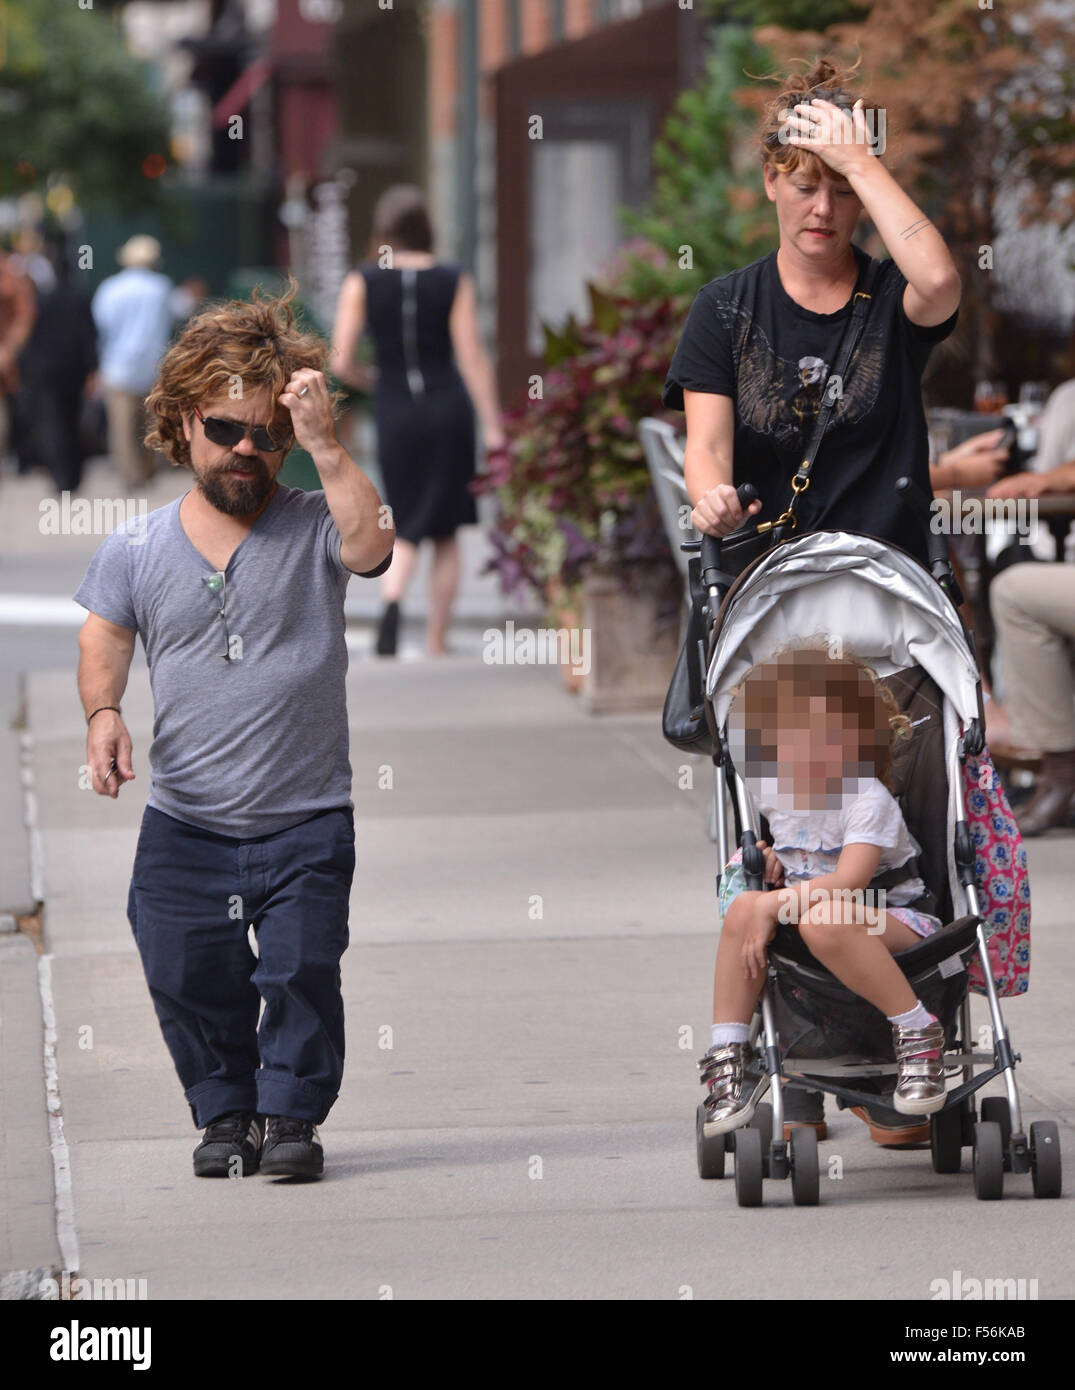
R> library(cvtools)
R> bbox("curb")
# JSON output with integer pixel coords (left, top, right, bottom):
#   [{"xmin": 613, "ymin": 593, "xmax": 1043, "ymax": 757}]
[{"xmin": 0, "ymin": 674, "xmax": 37, "ymax": 920}]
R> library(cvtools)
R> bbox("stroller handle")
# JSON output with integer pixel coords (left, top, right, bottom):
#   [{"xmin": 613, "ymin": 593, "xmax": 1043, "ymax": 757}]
[
  {"xmin": 698, "ymin": 484, "xmax": 759, "ymax": 590},
  {"xmin": 895, "ymin": 476, "xmax": 964, "ymax": 606}
]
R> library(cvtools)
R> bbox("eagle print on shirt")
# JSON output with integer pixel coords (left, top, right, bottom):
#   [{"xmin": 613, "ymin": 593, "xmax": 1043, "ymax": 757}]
[{"xmin": 718, "ymin": 293, "xmax": 888, "ymax": 450}]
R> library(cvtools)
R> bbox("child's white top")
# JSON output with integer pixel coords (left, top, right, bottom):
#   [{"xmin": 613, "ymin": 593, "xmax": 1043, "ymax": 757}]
[{"xmin": 754, "ymin": 775, "xmax": 929, "ymax": 908}]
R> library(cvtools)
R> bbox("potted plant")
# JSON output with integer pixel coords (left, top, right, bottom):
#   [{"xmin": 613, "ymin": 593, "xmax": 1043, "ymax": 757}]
[{"xmin": 474, "ymin": 241, "xmax": 688, "ymax": 711}]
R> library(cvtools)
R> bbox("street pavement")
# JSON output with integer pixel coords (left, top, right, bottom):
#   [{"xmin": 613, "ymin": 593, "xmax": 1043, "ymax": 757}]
[{"xmin": 1, "ymin": 458, "xmax": 1073, "ymax": 1301}]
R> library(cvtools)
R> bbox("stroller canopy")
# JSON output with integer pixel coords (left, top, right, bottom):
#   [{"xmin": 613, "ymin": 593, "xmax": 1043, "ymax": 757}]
[{"xmin": 706, "ymin": 531, "xmax": 981, "ymax": 729}]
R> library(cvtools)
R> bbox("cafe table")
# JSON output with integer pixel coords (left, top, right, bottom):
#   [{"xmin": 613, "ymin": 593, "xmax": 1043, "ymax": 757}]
[{"xmin": 940, "ymin": 488, "xmax": 1075, "ymax": 687}]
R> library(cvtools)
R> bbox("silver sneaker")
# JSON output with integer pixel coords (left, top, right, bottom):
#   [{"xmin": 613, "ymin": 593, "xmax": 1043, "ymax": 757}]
[
  {"xmin": 891, "ymin": 1018, "xmax": 947, "ymax": 1115},
  {"xmin": 698, "ymin": 1041, "xmax": 770, "ymax": 1136}
]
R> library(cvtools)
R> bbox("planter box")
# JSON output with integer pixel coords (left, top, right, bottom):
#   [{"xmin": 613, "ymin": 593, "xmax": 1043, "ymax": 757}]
[{"xmin": 579, "ymin": 572, "xmax": 680, "ymax": 714}]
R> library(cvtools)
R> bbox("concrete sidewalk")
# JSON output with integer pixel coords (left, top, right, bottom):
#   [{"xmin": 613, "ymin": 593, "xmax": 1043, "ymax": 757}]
[{"xmin": 2, "ymin": 649, "xmax": 1072, "ymax": 1300}]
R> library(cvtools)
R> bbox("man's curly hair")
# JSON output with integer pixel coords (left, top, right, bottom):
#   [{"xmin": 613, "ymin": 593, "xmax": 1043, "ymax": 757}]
[{"xmin": 144, "ymin": 274, "xmax": 340, "ymax": 469}]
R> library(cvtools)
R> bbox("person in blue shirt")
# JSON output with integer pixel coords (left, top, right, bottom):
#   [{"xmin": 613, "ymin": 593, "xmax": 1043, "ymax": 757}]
[{"xmin": 91, "ymin": 236, "xmax": 174, "ymax": 485}]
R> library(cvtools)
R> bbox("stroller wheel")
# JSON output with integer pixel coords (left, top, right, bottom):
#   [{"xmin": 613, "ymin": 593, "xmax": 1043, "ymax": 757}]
[
  {"xmin": 750, "ymin": 1102, "xmax": 773, "ymax": 1178},
  {"xmin": 929, "ymin": 1102, "xmax": 964, "ymax": 1174},
  {"xmin": 696, "ymin": 1104, "xmax": 726, "ymax": 1180},
  {"xmin": 973, "ymin": 1121, "xmax": 1005, "ymax": 1200},
  {"xmin": 790, "ymin": 1126, "xmax": 820, "ymax": 1206},
  {"xmin": 980, "ymin": 1098, "xmax": 1013, "ymax": 1172},
  {"xmin": 733, "ymin": 1127, "xmax": 764, "ymax": 1207},
  {"xmin": 1029, "ymin": 1121, "xmax": 1062, "ymax": 1199}
]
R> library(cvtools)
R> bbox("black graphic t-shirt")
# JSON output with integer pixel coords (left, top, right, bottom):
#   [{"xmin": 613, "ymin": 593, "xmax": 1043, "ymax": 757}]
[{"xmin": 661, "ymin": 243, "xmax": 958, "ymax": 568}]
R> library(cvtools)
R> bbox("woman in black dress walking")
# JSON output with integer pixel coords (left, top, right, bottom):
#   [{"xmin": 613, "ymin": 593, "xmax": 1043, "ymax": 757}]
[{"xmin": 331, "ymin": 185, "xmax": 505, "ymax": 656}]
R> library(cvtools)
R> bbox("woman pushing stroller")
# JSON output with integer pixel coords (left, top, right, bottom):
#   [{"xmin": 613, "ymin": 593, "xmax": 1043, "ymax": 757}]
[
  {"xmin": 662, "ymin": 53, "xmax": 965, "ymax": 1142},
  {"xmin": 699, "ymin": 645, "xmax": 948, "ymax": 1136}
]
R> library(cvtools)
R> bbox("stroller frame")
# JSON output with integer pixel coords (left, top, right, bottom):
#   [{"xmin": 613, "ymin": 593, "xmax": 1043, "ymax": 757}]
[{"xmin": 685, "ymin": 482, "xmax": 1061, "ymax": 1205}]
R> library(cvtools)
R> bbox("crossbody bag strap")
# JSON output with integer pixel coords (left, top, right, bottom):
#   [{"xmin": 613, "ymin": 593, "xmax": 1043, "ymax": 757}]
[{"xmin": 760, "ymin": 255, "xmax": 880, "ymax": 538}]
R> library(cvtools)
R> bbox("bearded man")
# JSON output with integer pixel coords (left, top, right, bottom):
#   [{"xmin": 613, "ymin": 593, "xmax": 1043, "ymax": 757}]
[{"xmin": 74, "ymin": 278, "xmax": 395, "ymax": 1180}]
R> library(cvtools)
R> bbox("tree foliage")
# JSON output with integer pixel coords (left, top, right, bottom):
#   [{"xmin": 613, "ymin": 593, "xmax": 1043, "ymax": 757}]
[
  {"xmin": 0, "ymin": 0, "xmax": 172, "ymax": 214},
  {"xmin": 623, "ymin": 0, "xmax": 1075, "ymax": 376},
  {"xmin": 711, "ymin": 0, "xmax": 865, "ymax": 29},
  {"xmin": 619, "ymin": 25, "xmax": 775, "ymax": 304},
  {"xmin": 746, "ymin": 0, "xmax": 1075, "ymax": 369}
]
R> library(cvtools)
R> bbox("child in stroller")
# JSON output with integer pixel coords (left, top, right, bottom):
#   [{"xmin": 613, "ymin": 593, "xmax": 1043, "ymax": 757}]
[{"xmin": 699, "ymin": 644, "xmax": 948, "ymax": 1136}]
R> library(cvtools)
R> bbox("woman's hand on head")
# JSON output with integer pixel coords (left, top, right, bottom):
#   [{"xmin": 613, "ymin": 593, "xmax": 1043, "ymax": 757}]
[
  {"xmin": 691, "ymin": 482, "xmax": 762, "ymax": 538},
  {"xmin": 779, "ymin": 99, "xmax": 873, "ymax": 178}
]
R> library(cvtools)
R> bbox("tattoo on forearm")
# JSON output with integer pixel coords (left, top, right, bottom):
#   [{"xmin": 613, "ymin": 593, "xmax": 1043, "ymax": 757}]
[{"xmin": 900, "ymin": 218, "xmax": 931, "ymax": 240}]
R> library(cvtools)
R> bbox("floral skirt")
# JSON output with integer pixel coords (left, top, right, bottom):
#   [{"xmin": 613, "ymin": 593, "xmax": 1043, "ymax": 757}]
[{"xmin": 719, "ymin": 848, "xmax": 940, "ymax": 937}]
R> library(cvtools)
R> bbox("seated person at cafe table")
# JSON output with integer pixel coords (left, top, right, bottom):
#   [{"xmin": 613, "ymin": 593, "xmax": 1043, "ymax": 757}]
[
  {"xmin": 930, "ymin": 426, "xmax": 1010, "ymax": 492},
  {"xmin": 987, "ymin": 455, "xmax": 1075, "ymax": 504},
  {"xmin": 1021, "ymin": 374, "xmax": 1075, "ymax": 477},
  {"xmin": 928, "ymin": 426, "xmax": 1012, "ymax": 747},
  {"xmin": 986, "ymin": 458, "xmax": 1075, "ymax": 834}
]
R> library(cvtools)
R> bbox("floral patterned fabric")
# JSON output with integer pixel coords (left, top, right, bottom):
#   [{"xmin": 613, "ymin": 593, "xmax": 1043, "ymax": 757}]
[
  {"xmin": 963, "ymin": 750, "xmax": 1031, "ymax": 997},
  {"xmin": 717, "ymin": 848, "xmax": 749, "ymax": 922}
]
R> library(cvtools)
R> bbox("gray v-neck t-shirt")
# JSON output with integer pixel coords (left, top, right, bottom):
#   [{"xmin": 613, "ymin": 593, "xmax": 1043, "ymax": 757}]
[{"xmin": 74, "ymin": 483, "xmax": 388, "ymax": 839}]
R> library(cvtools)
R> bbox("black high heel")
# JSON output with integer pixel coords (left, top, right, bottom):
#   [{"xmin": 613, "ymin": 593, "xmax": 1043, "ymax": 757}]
[{"xmin": 375, "ymin": 600, "xmax": 400, "ymax": 656}]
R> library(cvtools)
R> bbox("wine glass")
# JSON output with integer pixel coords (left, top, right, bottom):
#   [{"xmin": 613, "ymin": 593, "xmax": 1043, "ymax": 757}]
[
  {"xmin": 1018, "ymin": 381, "xmax": 1048, "ymax": 415},
  {"xmin": 974, "ymin": 380, "xmax": 1009, "ymax": 414}
]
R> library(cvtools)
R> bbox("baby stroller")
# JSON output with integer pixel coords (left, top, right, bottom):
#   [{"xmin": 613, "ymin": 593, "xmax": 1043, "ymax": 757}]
[{"xmin": 683, "ymin": 481, "xmax": 1062, "ymax": 1207}]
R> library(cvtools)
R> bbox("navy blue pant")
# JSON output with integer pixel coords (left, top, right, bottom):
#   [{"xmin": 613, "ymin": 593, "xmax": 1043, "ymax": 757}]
[{"xmin": 126, "ymin": 804, "xmax": 355, "ymax": 1129}]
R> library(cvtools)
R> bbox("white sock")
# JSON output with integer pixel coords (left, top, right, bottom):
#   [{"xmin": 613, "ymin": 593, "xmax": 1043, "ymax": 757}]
[
  {"xmin": 712, "ymin": 1022, "xmax": 751, "ymax": 1047},
  {"xmin": 887, "ymin": 1000, "xmax": 934, "ymax": 1030}
]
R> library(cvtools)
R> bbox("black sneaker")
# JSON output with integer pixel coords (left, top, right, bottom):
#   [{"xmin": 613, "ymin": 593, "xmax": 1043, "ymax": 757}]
[
  {"xmin": 849, "ymin": 1099, "xmax": 931, "ymax": 1147},
  {"xmin": 840, "ymin": 1078, "xmax": 930, "ymax": 1147},
  {"xmin": 193, "ymin": 1111, "xmax": 264, "ymax": 1178},
  {"xmin": 260, "ymin": 1115, "xmax": 324, "ymax": 1178},
  {"xmin": 782, "ymin": 1086, "xmax": 828, "ymax": 1141}
]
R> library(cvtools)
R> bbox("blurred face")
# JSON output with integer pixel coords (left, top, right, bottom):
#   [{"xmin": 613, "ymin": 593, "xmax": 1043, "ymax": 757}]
[
  {"xmin": 181, "ymin": 386, "xmax": 288, "ymax": 517},
  {"xmin": 764, "ymin": 162, "xmax": 862, "ymax": 265},
  {"xmin": 776, "ymin": 698, "xmax": 866, "ymax": 807},
  {"xmin": 737, "ymin": 654, "xmax": 888, "ymax": 811}
]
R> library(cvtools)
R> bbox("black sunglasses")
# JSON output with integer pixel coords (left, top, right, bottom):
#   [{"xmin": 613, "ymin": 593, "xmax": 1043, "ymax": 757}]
[{"xmin": 193, "ymin": 404, "xmax": 291, "ymax": 453}]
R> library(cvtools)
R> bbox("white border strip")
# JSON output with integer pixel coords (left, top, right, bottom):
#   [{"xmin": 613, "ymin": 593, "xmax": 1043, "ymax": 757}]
[
  {"xmin": 20, "ymin": 713, "xmax": 79, "ymax": 1274},
  {"xmin": 20, "ymin": 731, "xmax": 45, "ymax": 904},
  {"xmin": 37, "ymin": 953, "xmax": 79, "ymax": 1275}
]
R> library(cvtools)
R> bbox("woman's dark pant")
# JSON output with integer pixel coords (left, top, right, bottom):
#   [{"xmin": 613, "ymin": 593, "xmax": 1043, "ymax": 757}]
[{"xmin": 126, "ymin": 804, "xmax": 355, "ymax": 1129}]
